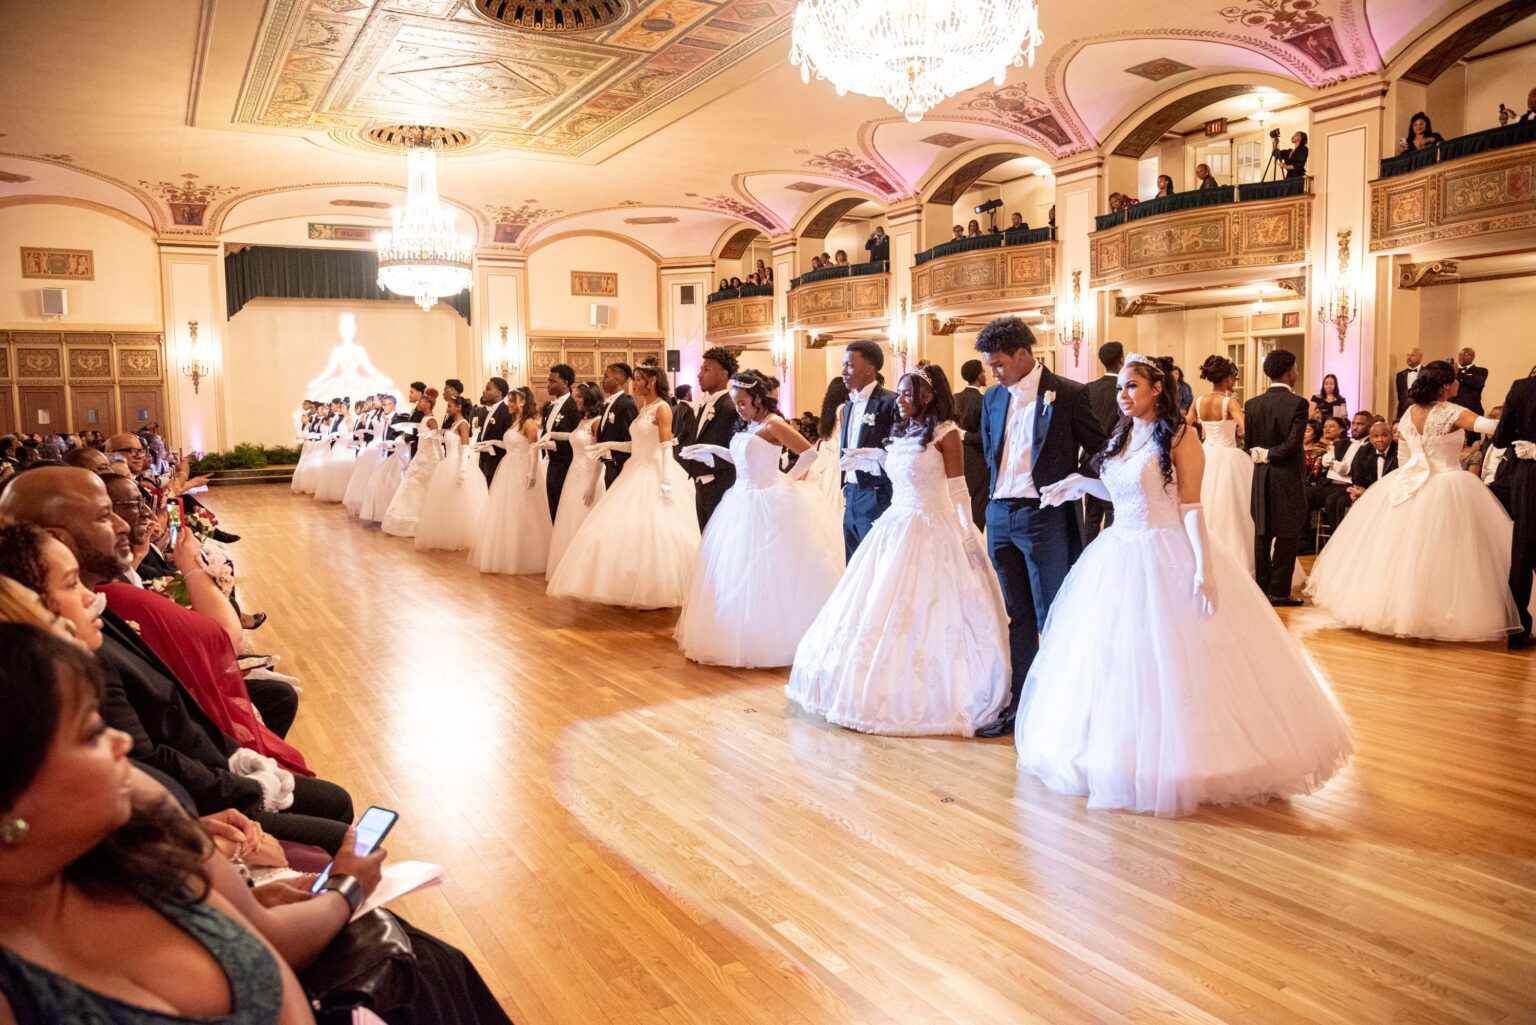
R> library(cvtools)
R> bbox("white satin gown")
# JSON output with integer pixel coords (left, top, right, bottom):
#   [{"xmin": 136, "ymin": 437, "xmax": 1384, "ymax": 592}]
[
  {"xmin": 545, "ymin": 421, "xmax": 606, "ymax": 577},
  {"xmin": 472, "ymin": 430, "xmax": 552, "ymax": 575}
]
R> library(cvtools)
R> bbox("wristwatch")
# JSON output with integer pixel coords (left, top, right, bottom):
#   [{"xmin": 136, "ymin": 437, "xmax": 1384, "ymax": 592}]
[{"xmin": 319, "ymin": 873, "xmax": 364, "ymax": 914}]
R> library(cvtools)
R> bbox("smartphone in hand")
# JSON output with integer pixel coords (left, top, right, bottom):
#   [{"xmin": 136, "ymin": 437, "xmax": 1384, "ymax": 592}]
[{"xmin": 310, "ymin": 806, "xmax": 399, "ymax": 893}]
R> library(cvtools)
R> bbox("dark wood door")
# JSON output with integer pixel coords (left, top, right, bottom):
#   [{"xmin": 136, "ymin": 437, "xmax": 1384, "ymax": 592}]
[
  {"xmin": 17, "ymin": 386, "xmax": 66, "ymax": 436},
  {"xmin": 71, "ymin": 386, "xmax": 116, "ymax": 436},
  {"xmin": 118, "ymin": 386, "xmax": 164, "ymax": 439},
  {"xmin": 0, "ymin": 389, "xmax": 13, "ymax": 435}
]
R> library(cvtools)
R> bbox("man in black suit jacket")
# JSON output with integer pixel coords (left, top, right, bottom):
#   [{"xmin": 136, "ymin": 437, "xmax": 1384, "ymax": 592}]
[
  {"xmin": 1492, "ymin": 375, "xmax": 1536, "ymax": 649},
  {"xmin": 954, "ymin": 359, "xmax": 989, "ymax": 527},
  {"xmin": 541, "ymin": 363, "xmax": 582, "ymax": 519},
  {"xmin": 1394, "ymin": 347, "xmax": 1424, "ymax": 420},
  {"xmin": 676, "ymin": 347, "xmax": 741, "ymax": 529},
  {"xmin": 1080, "ymin": 341, "xmax": 1124, "ymax": 542},
  {"xmin": 597, "ymin": 362, "xmax": 638, "ymax": 488},
  {"xmin": 1453, "ymin": 348, "xmax": 1489, "ymax": 443},
  {"xmin": 1244, "ymin": 349, "xmax": 1309, "ymax": 604},
  {"xmin": 1347, "ymin": 421, "xmax": 1399, "ymax": 494},
  {"xmin": 975, "ymin": 317, "xmax": 1108, "ymax": 736},
  {"xmin": 672, "ymin": 384, "xmax": 698, "ymax": 449},
  {"xmin": 839, "ymin": 340, "xmax": 900, "ymax": 558},
  {"xmin": 475, "ymin": 376, "xmax": 512, "ymax": 484}
]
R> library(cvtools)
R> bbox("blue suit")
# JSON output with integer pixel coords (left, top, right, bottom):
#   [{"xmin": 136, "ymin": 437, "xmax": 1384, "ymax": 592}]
[
  {"xmin": 979, "ymin": 367, "xmax": 1107, "ymax": 722},
  {"xmin": 841, "ymin": 384, "xmax": 899, "ymax": 560}
]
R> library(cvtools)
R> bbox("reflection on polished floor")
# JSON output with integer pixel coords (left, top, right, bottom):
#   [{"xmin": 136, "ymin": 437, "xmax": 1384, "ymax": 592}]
[{"xmin": 222, "ymin": 485, "xmax": 1536, "ymax": 1025}]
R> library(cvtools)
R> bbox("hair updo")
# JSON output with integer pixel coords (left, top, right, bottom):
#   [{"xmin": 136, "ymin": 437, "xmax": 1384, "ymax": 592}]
[
  {"xmin": 1200, "ymin": 354, "xmax": 1237, "ymax": 385},
  {"xmin": 1407, "ymin": 359, "xmax": 1456, "ymax": 405},
  {"xmin": 729, "ymin": 369, "xmax": 778, "ymax": 423}
]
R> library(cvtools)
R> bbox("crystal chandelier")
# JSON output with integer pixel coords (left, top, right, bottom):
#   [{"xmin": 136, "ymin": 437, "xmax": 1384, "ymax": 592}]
[
  {"xmin": 376, "ymin": 139, "xmax": 472, "ymax": 312},
  {"xmin": 789, "ymin": 0, "xmax": 1044, "ymax": 123}
]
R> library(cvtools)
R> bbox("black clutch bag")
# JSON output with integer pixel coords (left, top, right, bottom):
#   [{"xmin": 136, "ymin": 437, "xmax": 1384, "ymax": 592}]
[{"xmin": 300, "ymin": 908, "xmax": 419, "ymax": 1023}]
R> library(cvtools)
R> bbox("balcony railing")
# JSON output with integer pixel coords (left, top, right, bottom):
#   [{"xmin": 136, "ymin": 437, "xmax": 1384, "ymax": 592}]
[
  {"xmin": 1094, "ymin": 176, "xmax": 1310, "ymax": 232},
  {"xmin": 787, "ymin": 268, "xmax": 890, "ymax": 331},
  {"xmin": 789, "ymin": 260, "xmax": 888, "ymax": 290},
  {"xmin": 1377, "ymin": 119, "xmax": 1536, "ymax": 179},
  {"xmin": 913, "ymin": 237, "xmax": 1056, "ymax": 315},
  {"xmin": 1369, "ymin": 135, "xmax": 1536, "ymax": 253},
  {"xmin": 707, "ymin": 283, "xmax": 774, "ymax": 304},
  {"xmin": 1090, "ymin": 185, "xmax": 1313, "ymax": 289},
  {"xmin": 704, "ymin": 292, "xmax": 775, "ymax": 344},
  {"xmin": 914, "ymin": 225, "xmax": 1054, "ymax": 265}
]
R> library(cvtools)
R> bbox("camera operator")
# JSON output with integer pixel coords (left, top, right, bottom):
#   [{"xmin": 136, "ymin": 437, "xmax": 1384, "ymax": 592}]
[{"xmin": 1274, "ymin": 129, "xmax": 1308, "ymax": 179}]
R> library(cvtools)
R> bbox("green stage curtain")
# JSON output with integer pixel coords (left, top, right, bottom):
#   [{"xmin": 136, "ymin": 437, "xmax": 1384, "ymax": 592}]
[{"xmin": 225, "ymin": 246, "xmax": 471, "ymax": 323}]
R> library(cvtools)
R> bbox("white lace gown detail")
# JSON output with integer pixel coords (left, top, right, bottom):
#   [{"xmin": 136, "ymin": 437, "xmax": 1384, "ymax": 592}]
[
  {"xmin": 675, "ymin": 423, "xmax": 845, "ymax": 667},
  {"xmin": 786, "ymin": 423, "xmax": 1010, "ymax": 736},
  {"xmin": 1305, "ymin": 401, "xmax": 1519, "ymax": 641},
  {"xmin": 471, "ymin": 430, "xmax": 553, "ymax": 575},
  {"xmin": 380, "ymin": 427, "xmax": 444, "ymax": 537},
  {"xmin": 414, "ymin": 433, "xmax": 488, "ymax": 551},
  {"xmin": 1200, "ymin": 418, "xmax": 1256, "ymax": 576},
  {"xmin": 546, "ymin": 401, "xmax": 701, "ymax": 609},
  {"xmin": 546, "ymin": 422, "xmax": 606, "ymax": 577},
  {"xmin": 1016, "ymin": 423, "xmax": 1354, "ymax": 817}
]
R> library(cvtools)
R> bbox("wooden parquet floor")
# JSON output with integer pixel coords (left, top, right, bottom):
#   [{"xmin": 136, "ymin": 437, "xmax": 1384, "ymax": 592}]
[{"xmin": 215, "ymin": 485, "xmax": 1536, "ymax": 1025}]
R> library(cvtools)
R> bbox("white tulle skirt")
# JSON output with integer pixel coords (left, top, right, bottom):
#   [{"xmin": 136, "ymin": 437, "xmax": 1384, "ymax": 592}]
[
  {"xmin": 1017, "ymin": 523, "xmax": 1353, "ymax": 817},
  {"xmin": 291, "ymin": 438, "xmax": 328, "ymax": 494},
  {"xmin": 1305, "ymin": 468, "xmax": 1519, "ymax": 641},
  {"xmin": 1202, "ymin": 444, "xmax": 1255, "ymax": 576},
  {"xmin": 675, "ymin": 480, "xmax": 844, "ymax": 667},
  {"xmin": 360, "ymin": 447, "xmax": 408, "ymax": 523},
  {"xmin": 546, "ymin": 462, "xmax": 605, "ymax": 577},
  {"xmin": 803, "ymin": 438, "xmax": 845, "ymax": 525},
  {"xmin": 414, "ymin": 448, "xmax": 488, "ymax": 552},
  {"xmin": 380, "ymin": 446, "xmax": 441, "ymax": 538},
  {"xmin": 344, "ymin": 444, "xmax": 389, "ymax": 516},
  {"xmin": 314, "ymin": 443, "xmax": 358, "ymax": 503},
  {"xmin": 471, "ymin": 454, "xmax": 552, "ymax": 575},
  {"xmin": 546, "ymin": 452, "xmax": 700, "ymax": 609},
  {"xmin": 786, "ymin": 504, "xmax": 1010, "ymax": 736}
]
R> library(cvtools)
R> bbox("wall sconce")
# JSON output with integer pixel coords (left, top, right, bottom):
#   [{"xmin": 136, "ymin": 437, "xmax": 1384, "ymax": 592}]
[
  {"xmin": 1316, "ymin": 228, "xmax": 1359, "ymax": 353},
  {"xmin": 180, "ymin": 320, "xmax": 211, "ymax": 395},
  {"xmin": 889, "ymin": 297, "xmax": 918, "ymax": 371},
  {"xmin": 494, "ymin": 324, "xmax": 517, "ymax": 380},
  {"xmin": 770, "ymin": 316, "xmax": 790, "ymax": 376},
  {"xmin": 1057, "ymin": 270, "xmax": 1085, "ymax": 366}
]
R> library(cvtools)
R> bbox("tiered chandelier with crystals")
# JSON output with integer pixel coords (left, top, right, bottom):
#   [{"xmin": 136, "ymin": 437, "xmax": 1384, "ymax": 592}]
[
  {"xmin": 375, "ymin": 132, "xmax": 472, "ymax": 312},
  {"xmin": 789, "ymin": 0, "xmax": 1044, "ymax": 123}
]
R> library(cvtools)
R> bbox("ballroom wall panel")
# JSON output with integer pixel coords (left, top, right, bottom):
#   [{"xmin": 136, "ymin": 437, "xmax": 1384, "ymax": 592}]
[
  {"xmin": 1416, "ymin": 275, "xmax": 1536, "ymax": 407},
  {"xmin": 0, "ymin": 203, "xmax": 160, "ymax": 328},
  {"xmin": 223, "ymin": 297, "xmax": 471, "ymax": 447},
  {"xmin": 527, "ymin": 235, "xmax": 659, "ymax": 336}
]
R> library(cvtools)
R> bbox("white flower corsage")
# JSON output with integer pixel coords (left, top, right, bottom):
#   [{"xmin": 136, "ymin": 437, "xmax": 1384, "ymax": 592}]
[
  {"xmin": 1042, "ymin": 390, "xmax": 1056, "ymax": 409},
  {"xmin": 605, "ymin": 411, "xmax": 615, "ymax": 425},
  {"xmin": 862, "ymin": 413, "xmax": 876, "ymax": 426}
]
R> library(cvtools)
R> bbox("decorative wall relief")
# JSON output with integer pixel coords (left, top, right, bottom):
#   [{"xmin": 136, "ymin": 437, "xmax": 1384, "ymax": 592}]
[
  {"xmin": 1218, "ymin": 0, "xmax": 1346, "ymax": 71},
  {"xmin": 802, "ymin": 147, "xmax": 898, "ymax": 196},
  {"xmin": 138, "ymin": 174, "xmax": 239, "ymax": 227},
  {"xmin": 571, "ymin": 271, "xmax": 619, "ymax": 297},
  {"xmin": 958, "ymin": 84, "xmax": 1073, "ymax": 149},
  {"xmin": 486, "ymin": 201, "xmax": 560, "ymax": 245},
  {"xmin": 308, "ymin": 222, "xmax": 376, "ymax": 241},
  {"xmin": 17, "ymin": 348, "xmax": 62, "ymax": 377},
  {"xmin": 68, "ymin": 349, "xmax": 112, "ymax": 378},
  {"xmin": 118, "ymin": 349, "xmax": 162, "ymax": 378},
  {"xmin": 20, "ymin": 248, "xmax": 94, "ymax": 280}
]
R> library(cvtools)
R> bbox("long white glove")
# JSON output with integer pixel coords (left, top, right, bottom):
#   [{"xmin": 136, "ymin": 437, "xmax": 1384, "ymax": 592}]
[
  {"xmin": 586, "ymin": 441, "xmax": 632, "ymax": 463},
  {"xmin": 1513, "ymin": 440, "xmax": 1536, "ymax": 460},
  {"xmin": 1250, "ymin": 447, "xmax": 1270, "ymax": 464},
  {"xmin": 1473, "ymin": 416, "xmax": 1500, "ymax": 435},
  {"xmin": 679, "ymin": 444, "xmax": 734, "ymax": 467},
  {"xmin": 946, "ymin": 475, "xmax": 988, "ymax": 570},
  {"xmin": 839, "ymin": 447, "xmax": 887, "ymax": 477},
  {"xmin": 532, "ymin": 438, "xmax": 556, "ymax": 452},
  {"xmin": 788, "ymin": 446, "xmax": 820, "ymax": 479},
  {"xmin": 1180, "ymin": 502, "xmax": 1218, "ymax": 617},
  {"xmin": 1039, "ymin": 472, "xmax": 1109, "ymax": 507}
]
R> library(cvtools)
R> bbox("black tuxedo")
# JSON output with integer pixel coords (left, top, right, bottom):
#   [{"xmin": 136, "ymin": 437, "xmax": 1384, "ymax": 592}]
[
  {"xmin": 677, "ymin": 391, "xmax": 740, "ymax": 529},
  {"xmin": 1244, "ymin": 385, "xmax": 1309, "ymax": 598},
  {"xmin": 1492, "ymin": 376, "xmax": 1536, "ymax": 640},
  {"xmin": 1081, "ymin": 373, "xmax": 1121, "ymax": 541},
  {"xmin": 1452, "ymin": 363, "xmax": 1489, "ymax": 415},
  {"xmin": 980, "ymin": 367, "xmax": 1107, "ymax": 723},
  {"xmin": 598, "ymin": 392, "xmax": 639, "ymax": 488},
  {"xmin": 1349, "ymin": 441, "xmax": 1399, "ymax": 491},
  {"xmin": 841, "ymin": 383, "xmax": 900, "ymax": 558},
  {"xmin": 954, "ymin": 386, "xmax": 988, "ymax": 527},
  {"xmin": 1394, "ymin": 366, "xmax": 1423, "ymax": 420},
  {"xmin": 541, "ymin": 393, "xmax": 582, "ymax": 519},
  {"xmin": 476, "ymin": 398, "xmax": 513, "ymax": 484},
  {"xmin": 672, "ymin": 401, "xmax": 698, "ymax": 455}
]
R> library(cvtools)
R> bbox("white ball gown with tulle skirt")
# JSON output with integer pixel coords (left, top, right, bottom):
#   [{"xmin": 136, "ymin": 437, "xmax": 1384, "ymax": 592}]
[
  {"xmin": 381, "ymin": 426, "xmax": 445, "ymax": 538},
  {"xmin": 545, "ymin": 422, "xmax": 606, "ymax": 578},
  {"xmin": 314, "ymin": 425, "xmax": 359, "ymax": 503},
  {"xmin": 1305, "ymin": 401, "xmax": 1519, "ymax": 641},
  {"xmin": 675, "ymin": 421, "xmax": 845, "ymax": 667},
  {"xmin": 414, "ymin": 432, "xmax": 488, "ymax": 552},
  {"xmin": 344, "ymin": 425, "xmax": 388, "ymax": 516},
  {"xmin": 1199, "ymin": 417, "xmax": 1256, "ymax": 576},
  {"xmin": 787, "ymin": 422, "xmax": 1010, "ymax": 736},
  {"xmin": 472, "ymin": 431, "xmax": 552, "ymax": 575},
  {"xmin": 1015, "ymin": 421, "xmax": 1353, "ymax": 817},
  {"xmin": 360, "ymin": 435, "xmax": 411, "ymax": 523},
  {"xmin": 291, "ymin": 431, "xmax": 328, "ymax": 494},
  {"xmin": 802, "ymin": 431, "xmax": 845, "ymax": 533},
  {"xmin": 546, "ymin": 400, "xmax": 700, "ymax": 609}
]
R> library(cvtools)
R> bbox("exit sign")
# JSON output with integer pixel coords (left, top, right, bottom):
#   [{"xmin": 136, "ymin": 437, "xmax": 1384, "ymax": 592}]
[{"xmin": 1204, "ymin": 118, "xmax": 1228, "ymax": 136}]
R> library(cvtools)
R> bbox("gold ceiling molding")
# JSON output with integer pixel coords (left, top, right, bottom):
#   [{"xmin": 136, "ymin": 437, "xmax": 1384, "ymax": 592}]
[
  {"xmin": 470, "ymin": 0, "xmax": 633, "ymax": 32},
  {"xmin": 0, "ymin": 195, "xmax": 158, "ymax": 238},
  {"xmin": 1398, "ymin": 260, "xmax": 1459, "ymax": 289},
  {"xmin": 524, "ymin": 229, "xmax": 663, "ymax": 263}
]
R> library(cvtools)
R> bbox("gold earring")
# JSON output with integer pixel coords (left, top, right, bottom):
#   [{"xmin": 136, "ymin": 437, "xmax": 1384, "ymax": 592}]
[{"xmin": 0, "ymin": 815, "xmax": 28, "ymax": 846}]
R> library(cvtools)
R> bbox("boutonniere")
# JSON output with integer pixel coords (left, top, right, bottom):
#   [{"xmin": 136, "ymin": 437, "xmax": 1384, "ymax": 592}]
[
  {"xmin": 1041, "ymin": 390, "xmax": 1056, "ymax": 410},
  {"xmin": 862, "ymin": 413, "xmax": 876, "ymax": 427},
  {"xmin": 605, "ymin": 411, "xmax": 615, "ymax": 425}
]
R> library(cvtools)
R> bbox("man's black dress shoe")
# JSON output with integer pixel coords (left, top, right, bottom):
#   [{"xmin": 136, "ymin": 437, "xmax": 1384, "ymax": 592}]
[
  {"xmin": 212, "ymin": 529, "xmax": 241, "ymax": 543},
  {"xmin": 1269, "ymin": 597, "xmax": 1303, "ymax": 607},
  {"xmin": 1510, "ymin": 632, "xmax": 1533, "ymax": 652},
  {"xmin": 974, "ymin": 715, "xmax": 1015, "ymax": 739}
]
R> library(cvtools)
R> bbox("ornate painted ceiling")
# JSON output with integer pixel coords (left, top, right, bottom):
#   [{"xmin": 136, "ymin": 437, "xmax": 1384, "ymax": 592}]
[{"xmin": 0, "ymin": 0, "xmax": 1500, "ymax": 255}]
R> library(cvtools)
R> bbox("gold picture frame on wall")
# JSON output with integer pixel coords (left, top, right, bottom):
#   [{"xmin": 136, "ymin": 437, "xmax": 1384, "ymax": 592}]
[
  {"xmin": 571, "ymin": 271, "xmax": 618, "ymax": 297},
  {"xmin": 21, "ymin": 247, "xmax": 94, "ymax": 280}
]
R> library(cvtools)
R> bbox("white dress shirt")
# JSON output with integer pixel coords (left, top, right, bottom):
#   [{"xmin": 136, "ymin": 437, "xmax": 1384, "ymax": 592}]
[
  {"xmin": 994, "ymin": 362, "xmax": 1044, "ymax": 499},
  {"xmin": 1326, "ymin": 439, "xmax": 1364, "ymax": 484},
  {"xmin": 1404, "ymin": 365, "xmax": 1421, "ymax": 392},
  {"xmin": 844, "ymin": 380, "xmax": 877, "ymax": 447},
  {"xmin": 695, "ymin": 389, "xmax": 720, "ymax": 419},
  {"xmin": 478, "ymin": 398, "xmax": 506, "ymax": 440},
  {"xmin": 543, "ymin": 392, "xmax": 569, "ymax": 433}
]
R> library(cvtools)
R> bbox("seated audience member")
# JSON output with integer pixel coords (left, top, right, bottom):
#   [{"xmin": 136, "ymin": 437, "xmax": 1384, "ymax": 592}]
[
  {"xmin": 966, "ymin": 219, "xmax": 982, "ymax": 237},
  {"xmin": 950, "ymin": 224, "xmax": 965, "ymax": 240},
  {"xmin": 1302, "ymin": 421, "xmax": 1327, "ymax": 485},
  {"xmin": 1155, "ymin": 174, "xmax": 1176, "ymax": 197},
  {"xmin": 63, "ymin": 446, "xmax": 112, "ymax": 473},
  {"xmin": 0, "ymin": 470, "xmax": 354, "ymax": 852},
  {"xmin": 1009, "ymin": 212, "xmax": 1027, "ymax": 229},
  {"xmin": 1498, "ymin": 87, "xmax": 1536, "ymax": 125},
  {"xmin": 834, "ymin": 250, "xmax": 849, "ymax": 266},
  {"xmin": 1350, "ymin": 410, "xmax": 1374, "ymax": 440},
  {"xmin": 1348, "ymin": 420, "xmax": 1399, "ymax": 500},
  {"xmin": 865, "ymin": 225, "xmax": 889, "ymax": 263},
  {"xmin": 1309, "ymin": 416, "xmax": 1363, "ymax": 533},
  {"xmin": 1401, "ymin": 111, "xmax": 1444, "ymax": 153},
  {"xmin": 1195, "ymin": 164, "xmax": 1220, "ymax": 190},
  {"xmin": 103, "ymin": 471, "xmax": 174, "ymax": 584}
]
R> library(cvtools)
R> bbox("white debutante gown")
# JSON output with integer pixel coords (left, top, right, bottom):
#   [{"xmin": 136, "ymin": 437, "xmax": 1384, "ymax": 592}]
[
  {"xmin": 1199, "ymin": 415, "xmax": 1256, "ymax": 576},
  {"xmin": 802, "ymin": 429, "xmax": 845, "ymax": 531},
  {"xmin": 545, "ymin": 420, "xmax": 606, "ymax": 577},
  {"xmin": 314, "ymin": 420, "xmax": 359, "ymax": 503},
  {"xmin": 787, "ymin": 423, "xmax": 1010, "ymax": 736},
  {"xmin": 471, "ymin": 430, "xmax": 552, "ymax": 575},
  {"xmin": 546, "ymin": 400, "xmax": 700, "ymax": 609},
  {"xmin": 344, "ymin": 420, "xmax": 388, "ymax": 516},
  {"xmin": 1016, "ymin": 422, "xmax": 1353, "ymax": 817},
  {"xmin": 291, "ymin": 427, "xmax": 329, "ymax": 495},
  {"xmin": 361, "ymin": 432, "xmax": 412, "ymax": 523},
  {"xmin": 675, "ymin": 422, "xmax": 845, "ymax": 667},
  {"xmin": 414, "ymin": 431, "xmax": 488, "ymax": 552},
  {"xmin": 1305, "ymin": 401, "xmax": 1519, "ymax": 641},
  {"xmin": 380, "ymin": 424, "xmax": 444, "ymax": 538}
]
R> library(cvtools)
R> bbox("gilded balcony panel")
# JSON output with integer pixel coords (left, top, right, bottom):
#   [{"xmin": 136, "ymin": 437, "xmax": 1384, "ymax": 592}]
[
  {"xmin": 1369, "ymin": 140, "xmax": 1536, "ymax": 253},
  {"xmin": 787, "ymin": 273, "xmax": 890, "ymax": 330},
  {"xmin": 1090, "ymin": 195, "xmax": 1312, "ymax": 290},
  {"xmin": 704, "ymin": 295, "xmax": 774, "ymax": 343},
  {"xmin": 912, "ymin": 242, "xmax": 1056, "ymax": 314}
]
